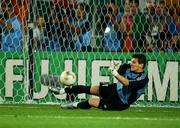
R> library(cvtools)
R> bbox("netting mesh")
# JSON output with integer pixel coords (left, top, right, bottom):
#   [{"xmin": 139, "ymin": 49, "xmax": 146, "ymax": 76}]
[{"xmin": 0, "ymin": 0, "xmax": 179, "ymax": 107}]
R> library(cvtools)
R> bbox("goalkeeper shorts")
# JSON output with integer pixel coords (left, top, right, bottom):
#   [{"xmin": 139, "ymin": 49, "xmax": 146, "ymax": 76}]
[{"xmin": 98, "ymin": 83, "xmax": 129, "ymax": 111}]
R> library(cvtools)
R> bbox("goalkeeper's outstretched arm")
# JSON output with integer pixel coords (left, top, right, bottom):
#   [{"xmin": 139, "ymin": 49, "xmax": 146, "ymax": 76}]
[
  {"xmin": 114, "ymin": 74, "xmax": 129, "ymax": 86},
  {"xmin": 108, "ymin": 61, "xmax": 129, "ymax": 86}
]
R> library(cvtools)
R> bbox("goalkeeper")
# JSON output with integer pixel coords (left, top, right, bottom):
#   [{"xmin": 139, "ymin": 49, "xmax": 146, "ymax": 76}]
[{"xmin": 52, "ymin": 54, "xmax": 148, "ymax": 111}]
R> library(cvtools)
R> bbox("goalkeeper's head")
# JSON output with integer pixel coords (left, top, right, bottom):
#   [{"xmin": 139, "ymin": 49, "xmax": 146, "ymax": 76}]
[{"xmin": 130, "ymin": 54, "xmax": 147, "ymax": 72}]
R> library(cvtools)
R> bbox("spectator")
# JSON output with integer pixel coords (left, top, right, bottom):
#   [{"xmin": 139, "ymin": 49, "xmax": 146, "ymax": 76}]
[
  {"xmin": 49, "ymin": 7, "xmax": 76, "ymax": 51},
  {"xmin": 62, "ymin": 7, "xmax": 76, "ymax": 51},
  {"xmin": 10, "ymin": 0, "xmax": 28, "ymax": 32},
  {"xmin": 146, "ymin": 1, "xmax": 171, "ymax": 51},
  {"xmin": 97, "ymin": 2, "xmax": 122, "ymax": 52},
  {"xmin": 0, "ymin": 2, "xmax": 22, "ymax": 51},
  {"xmin": 171, "ymin": 35, "xmax": 180, "ymax": 52},
  {"xmin": 143, "ymin": 43, "xmax": 153, "ymax": 52},
  {"xmin": 132, "ymin": 0, "xmax": 149, "ymax": 52},
  {"xmin": 66, "ymin": 3, "xmax": 92, "ymax": 51},
  {"xmin": 168, "ymin": 7, "xmax": 180, "ymax": 35},
  {"xmin": 0, "ymin": 2, "xmax": 7, "ymax": 49},
  {"xmin": 143, "ymin": 0, "xmax": 156, "ymax": 51},
  {"xmin": 168, "ymin": 7, "xmax": 180, "ymax": 51},
  {"xmin": 120, "ymin": 5, "xmax": 134, "ymax": 52},
  {"xmin": 33, "ymin": 15, "xmax": 49, "ymax": 51},
  {"xmin": 47, "ymin": 6, "xmax": 67, "ymax": 51},
  {"xmin": 152, "ymin": 32, "xmax": 173, "ymax": 52},
  {"xmin": 106, "ymin": 0, "xmax": 122, "ymax": 24},
  {"xmin": 52, "ymin": 0, "xmax": 77, "ymax": 9}
]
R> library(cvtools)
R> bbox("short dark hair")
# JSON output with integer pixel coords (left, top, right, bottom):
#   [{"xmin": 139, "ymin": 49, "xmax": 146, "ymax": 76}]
[
  {"xmin": 132, "ymin": 54, "xmax": 147, "ymax": 68},
  {"xmin": 159, "ymin": 0, "xmax": 165, "ymax": 5},
  {"xmin": 79, "ymin": 2, "xmax": 89, "ymax": 12},
  {"xmin": 7, "ymin": 2, "xmax": 13, "ymax": 9}
]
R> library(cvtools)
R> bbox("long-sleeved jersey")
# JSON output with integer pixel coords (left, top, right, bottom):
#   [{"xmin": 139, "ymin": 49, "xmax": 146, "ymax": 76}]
[{"xmin": 116, "ymin": 64, "xmax": 149, "ymax": 105}]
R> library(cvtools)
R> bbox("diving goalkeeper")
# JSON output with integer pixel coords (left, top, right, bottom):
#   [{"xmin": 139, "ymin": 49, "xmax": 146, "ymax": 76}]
[{"xmin": 46, "ymin": 54, "xmax": 149, "ymax": 111}]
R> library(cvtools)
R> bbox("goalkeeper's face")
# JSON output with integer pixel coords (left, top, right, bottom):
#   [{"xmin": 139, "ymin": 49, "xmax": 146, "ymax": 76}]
[{"xmin": 130, "ymin": 58, "xmax": 144, "ymax": 72}]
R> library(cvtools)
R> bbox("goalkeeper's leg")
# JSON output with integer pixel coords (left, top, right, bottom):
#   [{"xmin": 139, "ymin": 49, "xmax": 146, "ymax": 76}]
[
  {"xmin": 58, "ymin": 85, "xmax": 100, "ymax": 96},
  {"xmin": 61, "ymin": 97, "xmax": 129, "ymax": 110},
  {"xmin": 41, "ymin": 74, "xmax": 100, "ymax": 95},
  {"xmin": 61, "ymin": 98, "xmax": 100, "ymax": 109}
]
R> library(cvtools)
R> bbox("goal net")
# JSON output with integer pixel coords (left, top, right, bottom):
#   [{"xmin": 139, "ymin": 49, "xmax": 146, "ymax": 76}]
[{"xmin": 0, "ymin": 0, "xmax": 179, "ymax": 107}]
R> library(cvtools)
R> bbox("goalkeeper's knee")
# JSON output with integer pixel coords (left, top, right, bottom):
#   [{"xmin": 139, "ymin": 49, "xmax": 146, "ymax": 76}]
[{"xmin": 77, "ymin": 100, "xmax": 91, "ymax": 109}]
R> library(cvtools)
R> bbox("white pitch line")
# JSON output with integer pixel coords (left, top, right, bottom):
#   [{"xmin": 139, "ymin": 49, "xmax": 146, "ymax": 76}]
[
  {"xmin": 0, "ymin": 115, "xmax": 179, "ymax": 121},
  {"xmin": 0, "ymin": 105, "xmax": 55, "ymax": 109},
  {"xmin": 0, "ymin": 105, "xmax": 41, "ymax": 109}
]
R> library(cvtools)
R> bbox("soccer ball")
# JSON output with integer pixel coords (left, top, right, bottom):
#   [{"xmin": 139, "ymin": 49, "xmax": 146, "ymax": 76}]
[{"xmin": 60, "ymin": 71, "xmax": 76, "ymax": 86}]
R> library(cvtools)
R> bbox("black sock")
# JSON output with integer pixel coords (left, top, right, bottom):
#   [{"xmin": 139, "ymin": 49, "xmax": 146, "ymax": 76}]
[
  {"xmin": 65, "ymin": 85, "xmax": 91, "ymax": 94},
  {"xmin": 77, "ymin": 100, "xmax": 91, "ymax": 109}
]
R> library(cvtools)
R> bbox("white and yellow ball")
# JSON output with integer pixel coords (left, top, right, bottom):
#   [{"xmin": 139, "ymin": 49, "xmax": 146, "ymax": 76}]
[{"xmin": 60, "ymin": 71, "xmax": 76, "ymax": 86}]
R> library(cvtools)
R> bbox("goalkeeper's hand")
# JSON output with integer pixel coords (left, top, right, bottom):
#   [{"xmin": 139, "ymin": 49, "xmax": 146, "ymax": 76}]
[{"xmin": 108, "ymin": 61, "xmax": 119, "ymax": 77}]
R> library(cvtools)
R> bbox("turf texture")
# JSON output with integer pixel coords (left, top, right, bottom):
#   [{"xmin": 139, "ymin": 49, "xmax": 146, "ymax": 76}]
[{"xmin": 0, "ymin": 104, "xmax": 180, "ymax": 128}]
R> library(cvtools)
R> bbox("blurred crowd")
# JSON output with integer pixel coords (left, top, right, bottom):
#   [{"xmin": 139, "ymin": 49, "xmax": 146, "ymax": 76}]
[
  {"xmin": 0, "ymin": 0, "xmax": 179, "ymax": 52},
  {"xmin": 96, "ymin": 0, "xmax": 180, "ymax": 52}
]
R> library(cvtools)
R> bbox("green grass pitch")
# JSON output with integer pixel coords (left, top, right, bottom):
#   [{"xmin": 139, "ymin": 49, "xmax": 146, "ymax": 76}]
[{"xmin": 0, "ymin": 104, "xmax": 180, "ymax": 128}]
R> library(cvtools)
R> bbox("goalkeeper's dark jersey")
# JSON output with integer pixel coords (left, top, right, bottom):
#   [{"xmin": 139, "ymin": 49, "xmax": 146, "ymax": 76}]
[{"xmin": 116, "ymin": 64, "xmax": 149, "ymax": 105}]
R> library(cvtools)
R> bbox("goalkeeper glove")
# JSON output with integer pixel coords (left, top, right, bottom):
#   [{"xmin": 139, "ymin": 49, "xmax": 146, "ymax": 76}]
[
  {"xmin": 108, "ymin": 61, "xmax": 119, "ymax": 77},
  {"xmin": 113, "ymin": 61, "xmax": 120, "ymax": 70}
]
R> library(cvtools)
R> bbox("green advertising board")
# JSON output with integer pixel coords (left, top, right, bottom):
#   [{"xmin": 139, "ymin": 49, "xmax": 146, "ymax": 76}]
[{"xmin": 0, "ymin": 52, "xmax": 179, "ymax": 107}]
